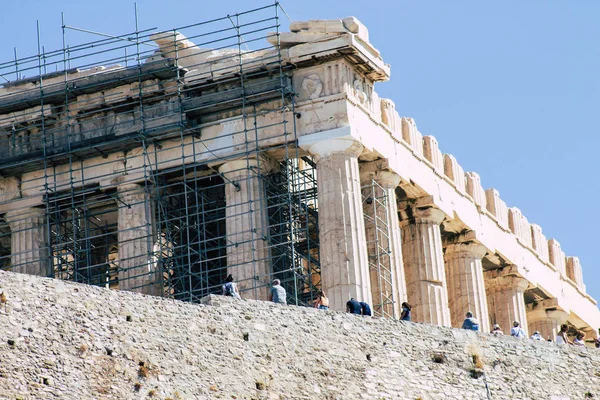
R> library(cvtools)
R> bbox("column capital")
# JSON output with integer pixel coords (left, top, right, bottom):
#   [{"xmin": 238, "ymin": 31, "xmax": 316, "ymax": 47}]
[
  {"xmin": 218, "ymin": 157, "xmax": 275, "ymax": 176},
  {"xmin": 485, "ymin": 269, "xmax": 529, "ymax": 292},
  {"xmin": 4, "ymin": 206, "xmax": 45, "ymax": 224},
  {"xmin": 526, "ymin": 298, "xmax": 570, "ymax": 322},
  {"xmin": 304, "ymin": 137, "xmax": 363, "ymax": 160},
  {"xmin": 527, "ymin": 306, "xmax": 569, "ymax": 325},
  {"xmin": 360, "ymin": 169, "xmax": 401, "ymax": 189},
  {"xmin": 444, "ymin": 242, "xmax": 487, "ymax": 259},
  {"xmin": 117, "ymin": 182, "xmax": 145, "ymax": 192},
  {"xmin": 399, "ymin": 205, "xmax": 445, "ymax": 226}
]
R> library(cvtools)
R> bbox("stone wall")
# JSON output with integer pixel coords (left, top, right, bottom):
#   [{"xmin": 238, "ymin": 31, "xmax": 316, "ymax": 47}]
[{"xmin": 0, "ymin": 270, "xmax": 598, "ymax": 400}]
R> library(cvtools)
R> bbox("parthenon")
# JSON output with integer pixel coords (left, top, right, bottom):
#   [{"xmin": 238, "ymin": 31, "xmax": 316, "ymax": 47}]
[{"xmin": 0, "ymin": 4, "xmax": 597, "ymax": 346}]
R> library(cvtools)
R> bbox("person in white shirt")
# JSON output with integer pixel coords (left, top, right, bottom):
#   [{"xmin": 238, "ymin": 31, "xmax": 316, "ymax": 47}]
[
  {"xmin": 510, "ymin": 321, "xmax": 525, "ymax": 338},
  {"xmin": 490, "ymin": 324, "xmax": 504, "ymax": 336},
  {"xmin": 556, "ymin": 324, "xmax": 572, "ymax": 345},
  {"xmin": 573, "ymin": 331, "xmax": 586, "ymax": 347},
  {"xmin": 530, "ymin": 331, "xmax": 544, "ymax": 341}
]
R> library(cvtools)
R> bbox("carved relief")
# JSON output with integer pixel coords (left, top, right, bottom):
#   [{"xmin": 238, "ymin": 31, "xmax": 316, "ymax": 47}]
[
  {"xmin": 353, "ymin": 79, "xmax": 367, "ymax": 104},
  {"xmin": 301, "ymin": 74, "xmax": 323, "ymax": 100},
  {"xmin": 380, "ymin": 98, "xmax": 396, "ymax": 129}
]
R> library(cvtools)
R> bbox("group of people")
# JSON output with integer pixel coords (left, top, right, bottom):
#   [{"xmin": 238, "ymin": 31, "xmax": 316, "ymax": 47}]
[
  {"xmin": 222, "ymin": 277, "xmax": 600, "ymax": 349},
  {"xmin": 221, "ymin": 274, "xmax": 287, "ymax": 304},
  {"xmin": 463, "ymin": 310, "xmax": 600, "ymax": 348}
]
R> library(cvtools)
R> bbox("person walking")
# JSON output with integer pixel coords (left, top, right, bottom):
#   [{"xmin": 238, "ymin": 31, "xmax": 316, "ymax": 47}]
[
  {"xmin": 461, "ymin": 311, "xmax": 480, "ymax": 331},
  {"xmin": 510, "ymin": 321, "xmax": 526, "ymax": 338},
  {"xmin": 400, "ymin": 302, "xmax": 412, "ymax": 321},
  {"xmin": 222, "ymin": 274, "xmax": 241, "ymax": 299},
  {"xmin": 346, "ymin": 298, "xmax": 362, "ymax": 315},
  {"xmin": 313, "ymin": 291, "xmax": 329, "ymax": 310},
  {"xmin": 269, "ymin": 279, "xmax": 287, "ymax": 304}
]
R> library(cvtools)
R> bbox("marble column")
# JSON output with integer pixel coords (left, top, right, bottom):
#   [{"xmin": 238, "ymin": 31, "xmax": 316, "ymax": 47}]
[
  {"xmin": 400, "ymin": 205, "xmax": 451, "ymax": 326},
  {"xmin": 444, "ymin": 241, "xmax": 490, "ymax": 332},
  {"xmin": 527, "ymin": 299, "xmax": 569, "ymax": 341},
  {"xmin": 5, "ymin": 207, "xmax": 50, "ymax": 276},
  {"xmin": 117, "ymin": 183, "xmax": 161, "ymax": 296},
  {"xmin": 485, "ymin": 268, "xmax": 529, "ymax": 336},
  {"xmin": 219, "ymin": 159, "xmax": 270, "ymax": 301},
  {"xmin": 360, "ymin": 167, "xmax": 406, "ymax": 319},
  {"xmin": 304, "ymin": 138, "xmax": 371, "ymax": 311}
]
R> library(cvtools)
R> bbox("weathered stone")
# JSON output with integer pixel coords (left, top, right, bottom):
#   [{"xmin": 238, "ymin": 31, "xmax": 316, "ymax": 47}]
[
  {"xmin": 444, "ymin": 241, "xmax": 490, "ymax": 332},
  {"xmin": 400, "ymin": 205, "xmax": 451, "ymax": 326},
  {"xmin": 4, "ymin": 207, "xmax": 50, "ymax": 277},
  {"xmin": 117, "ymin": 184, "xmax": 161, "ymax": 296},
  {"xmin": 0, "ymin": 270, "xmax": 598, "ymax": 400},
  {"xmin": 302, "ymin": 137, "xmax": 372, "ymax": 311},
  {"xmin": 219, "ymin": 159, "xmax": 271, "ymax": 301}
]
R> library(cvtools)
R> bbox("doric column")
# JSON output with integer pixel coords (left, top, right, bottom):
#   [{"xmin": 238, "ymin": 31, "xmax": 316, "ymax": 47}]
[
  {"xmin": 527, "ymin": 299, "xmax": 569, "ymax": 341},
  {"xmin": 5, "ymin": 207, "xmax": 50, "ymax": 276},
  {"xmin": 485, "ymin": 268, "xmax": 529, "ymax": 336},
  {"xmin": 360, "ymin": 166, "xmax": 407, "ymax": 319},
  {"xmin": 304, "ymin": 138, "xmax": 371, "ymax": 311},
  {"xmin": 399, "ymin": 204, "xmax": 451, "ymax": 326},
  {"xmin": 117, "ymin": 183, "xmax": 161, "ymax": 296},
  {"xmin": 219, "ymin": 159, "xmax": 270, "ymax": 301},
  {"xmin": 444, "ymin": 240, "xmax": 490, "ymax": 332}
]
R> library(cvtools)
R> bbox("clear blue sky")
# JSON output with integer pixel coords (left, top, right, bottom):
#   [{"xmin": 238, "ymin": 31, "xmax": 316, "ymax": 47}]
[{"xmin": 1, "ymin": 1, "xmax": 598, "ymax": 301}]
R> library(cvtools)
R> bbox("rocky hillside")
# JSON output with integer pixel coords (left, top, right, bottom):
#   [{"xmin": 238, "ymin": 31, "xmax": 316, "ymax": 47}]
[{"xmin": 0, "ymin": 270, "xmax": 598, "ymax": 399}]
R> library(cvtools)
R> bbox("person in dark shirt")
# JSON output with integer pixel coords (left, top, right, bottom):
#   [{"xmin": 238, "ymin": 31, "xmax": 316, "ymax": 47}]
[
  {"xmin": 359, "ymin": 301, "xmax": 372, "ymax": 316},
  {"xmin": 400, "ymin": 302, "xmax": 412, "ymax": 321},
  {"xmin": 346, "ymin": 298, "xmax": 362, "ymax": 315}
]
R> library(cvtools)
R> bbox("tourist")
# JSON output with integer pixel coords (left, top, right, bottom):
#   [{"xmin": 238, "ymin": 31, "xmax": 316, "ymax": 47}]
[
  {"xmin": 490, "ymin": 324, "xmax": 504, "ymax": 336},
  {"xmin": 461, "ymin": 311, "xmax": 479, "ymax": 331},
  {"xmin": 346, "ymin": 298, "xmax": 362, "ymax": 315},
  {"xmin": 595, "ymin": 328, "xmax": 600, "ymax": 349},
  {"xmin": 510, "ymin": 321, "xmax": 526, "ymax": 338},
  {"xmin": 359, "ymin": 301, "xmax": 372, "ymax": 316},
  {"xmin": 530, "ymin": 331, "xmax": 544, "ymax": 341},
  {"xmin": 270, "ymin": 279, "xmax": 287, "ymax": 305},
  {"xmin": 556, "ymin": 324, "xmax": 572, "ymax": 345},
  {"xmin": 222, "ymin": 274, "xmax": 241, "ymax": 299},
  {"xmin": 573, "ymin": 331, "xmax": 586, "ymax": 347},
  {"xmin": 400, "ymin": 302, "xmax": 412, "ymax": 321},
  {"xmin": 313, "ymin": 291, "xmax": 329, "ymax": 310}
]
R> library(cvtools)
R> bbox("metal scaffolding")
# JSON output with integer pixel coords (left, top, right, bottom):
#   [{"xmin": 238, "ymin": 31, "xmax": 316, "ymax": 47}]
[
  {"xmin": 362, "ymin": 179, "xmax": 395, "ymax": 318},
  {"xmin": 0, "ymin": 2, "xmax": 321, "ymax": 305}
]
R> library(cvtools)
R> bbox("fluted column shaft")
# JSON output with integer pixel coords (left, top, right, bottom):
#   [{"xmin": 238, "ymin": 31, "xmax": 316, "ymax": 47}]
[
  {"xmin": 444, "ymin": 242, "xmax": 490, "ymax": 332},
  {"xmin": 219, "ymin": 159, "xmax": 270, "ymax": 300},
  {"xmin": 485, "ymin": 271, "xmax": 529, "ymax": 336},
  {"xmin": 5, "ymin": 207, "xmax": 50, "ymax": 276},
  {"xmin": 360, "ymin": 169, "xmax": 406, "ymax": 318},
  {"xmin": 527, "ymin": 299, "xmax": 569, "ymax": 341},
  {"xmin": 117, "ymin": 183, "xmax": 161, "ymax": 296},
  {"xmin": 400, "ymin": 206, "xmax": 451, "ymax": 326},
  {"xmin": 308, "ymin": 138, "xmax": 371, "ymax": 311}
]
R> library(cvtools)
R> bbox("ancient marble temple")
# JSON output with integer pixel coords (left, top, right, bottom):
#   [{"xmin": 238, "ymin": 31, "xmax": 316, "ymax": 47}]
[{"xmin": 0, "ymin": 10, "xmax": 597, "ymax": 347}]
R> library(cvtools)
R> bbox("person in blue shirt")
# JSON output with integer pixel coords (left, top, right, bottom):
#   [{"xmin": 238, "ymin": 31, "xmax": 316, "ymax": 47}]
[
  {"xmin": 269, "ymin": 279, "xmax": 286, "ymax": 304},
  {"xmin": 510, "ymin": 321, "xmax": 526, "ymax": 339},
  {"xmin": 461, "ymin": 311, "xmax": 480, "ymax": 331},
  {"xmin": 359, "ymin": 301, "xmax": 372, "ymax": 316},
  {"xmin": 346, "ymin": 298, "xmax": 362, "ymax": 315}
]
